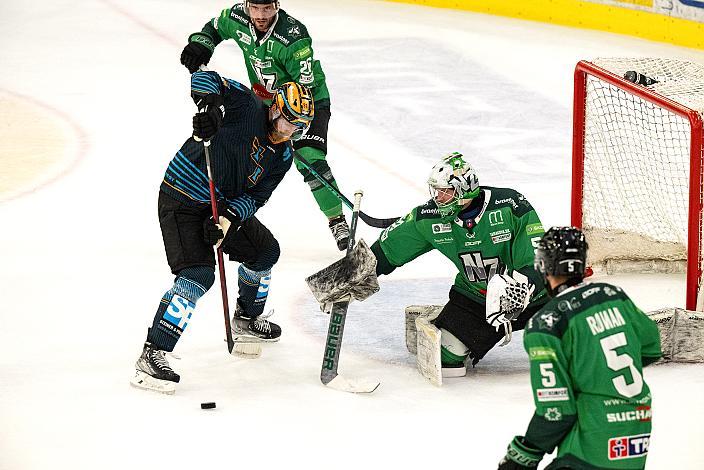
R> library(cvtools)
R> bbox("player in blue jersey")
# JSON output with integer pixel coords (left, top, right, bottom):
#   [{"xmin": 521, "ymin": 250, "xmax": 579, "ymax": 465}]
[{"xmin": 131, "ymin": 70, "xmax": 314, "ymax": 394}]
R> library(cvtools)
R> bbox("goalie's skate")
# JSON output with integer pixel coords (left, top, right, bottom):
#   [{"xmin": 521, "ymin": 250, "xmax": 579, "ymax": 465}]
[{"xmin": 130, "ymin": 342, "xmax": 179, "ymax": 394}]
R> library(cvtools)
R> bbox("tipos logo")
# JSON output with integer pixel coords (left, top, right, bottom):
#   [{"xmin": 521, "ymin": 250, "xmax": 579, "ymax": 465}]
[{"xmin": 608, "ymin": 434, "xmax": 650, "ymax": 460}]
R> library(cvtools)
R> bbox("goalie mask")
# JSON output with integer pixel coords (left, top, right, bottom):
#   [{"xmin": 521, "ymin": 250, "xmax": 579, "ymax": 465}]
[
  {"xmin": 268, "ymin": 82, "xmax": 314, "ymax": 144},
  {"xmin": 534, "ymin": 226, "xmax": 588, "ymax": 281},
  {"xmin": 427, "ymin": 152, "xmax": 480, "ymax": 216}
]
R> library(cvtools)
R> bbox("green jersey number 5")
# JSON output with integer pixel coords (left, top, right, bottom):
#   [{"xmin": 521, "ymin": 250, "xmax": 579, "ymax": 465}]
[{"xmin": 600, "ymin": 332, "xmax": 644, "ymax": 398}]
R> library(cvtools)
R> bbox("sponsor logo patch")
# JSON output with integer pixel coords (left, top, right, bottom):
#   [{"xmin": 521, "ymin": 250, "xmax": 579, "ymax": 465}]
[
  {"xmin": 544, "ymin": 407, "xmax": 562, "ymax": 421},
  {"xmin": 236, "ymin": 30, "xmax": 252, "ymax": 45},
  {"xmin": 488, "ymin": 210, "xmax": 504, "ymax": 226},
  {"xmin": 607, "ymin": 406, "xmax": 652, "ymax": 423},
  {"xmin": 526, "ymin": 223, "xmax": 544, "ymax": 235},
  {"xmin": 293, "ymin": 46, "xmax": 311, "ymax": 60},
  {"xmin": 608, "ymin": 434, "xmax": 650, "ymax": 460},
  {"xmin": 164, "ymin": 294, "xmax": 195, "ymax": 330},
  {"xmin": 529, "ymin": 347, "xmax": 557, "ymax": 361},
  {"xmin": 433, "ymin": 237, "xmax": 454, "ymax": 245},
  {"xmin": 432, "ymin": 223, "xmax": 452, "ymax": 234},
  {"xmin": 536, "ymin": 387, "xmax": 569, "ymax": 402}
]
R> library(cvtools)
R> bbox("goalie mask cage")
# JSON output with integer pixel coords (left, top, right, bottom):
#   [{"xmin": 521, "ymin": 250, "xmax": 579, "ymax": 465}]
[{"xmin": 571, "ymin": 58, "xmax": 704, "ymax": 311}]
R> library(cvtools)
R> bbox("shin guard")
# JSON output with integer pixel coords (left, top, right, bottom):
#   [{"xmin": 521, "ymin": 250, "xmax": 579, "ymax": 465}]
[{"xmin": 147, "ymin": 266, "xmax": 214, "ymax": 351}]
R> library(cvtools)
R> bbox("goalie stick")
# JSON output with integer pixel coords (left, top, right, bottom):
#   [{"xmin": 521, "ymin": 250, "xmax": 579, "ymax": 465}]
[
  {"xmin": 295, "ymin": 155, "xmax": 399, "ymax": 229},
  {"xmin": 320, "ymin": 190, "xmax": 380, "ymax": 393}
]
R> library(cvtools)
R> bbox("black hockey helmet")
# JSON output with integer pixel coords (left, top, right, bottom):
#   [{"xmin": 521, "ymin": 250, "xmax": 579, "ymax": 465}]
[
  {"xmin": 534, "ymin": 226, "xmax": 588, "ymax": 278},
  {"xmin": 246, "ymin": 0, "xmax": 280, "ymax": 6}
]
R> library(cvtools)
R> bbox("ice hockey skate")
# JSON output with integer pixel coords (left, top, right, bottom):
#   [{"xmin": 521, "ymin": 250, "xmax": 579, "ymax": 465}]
[
  {"xmin": 231, "ymin": 306, "xmax": 282, "ymax": 343},
  {"xmin": 130, "ymin": 342, "xmax": 180, "ymax": 395},
  {"xmin": 328, "ymin": 215, "xmax": 350, "ymax": 251}
]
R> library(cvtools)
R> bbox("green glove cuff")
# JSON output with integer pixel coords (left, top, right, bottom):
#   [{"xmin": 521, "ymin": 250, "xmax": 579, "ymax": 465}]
[
  {"xmin": 188, "ymin": 33, "xmax": 215, "ymax": 52},
  {"xmin": 506, "ymin": 436, "xmax": 544, "ymax": 467}
]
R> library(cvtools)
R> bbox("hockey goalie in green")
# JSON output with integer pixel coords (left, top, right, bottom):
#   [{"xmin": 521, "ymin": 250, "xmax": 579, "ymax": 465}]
[
  {"xmin": 497, "ymin": 227, "xmax": 662, "ymax": 470},
  {"xmin": 308, "ymin": 151, "xmax": 549, "ymax": 380}
]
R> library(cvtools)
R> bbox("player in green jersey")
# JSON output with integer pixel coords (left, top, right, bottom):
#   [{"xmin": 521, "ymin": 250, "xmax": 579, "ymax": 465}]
[
  {"xmin": 180, "ymin": 0, "xmax": 351, "ymax": 251},
  {"xmin": 369, "ymin": 151, "xmax": 549, "ymax": 377},
  {"xmin": 498, "ymin": 227, "xmax": 662, "ymax": 470}
]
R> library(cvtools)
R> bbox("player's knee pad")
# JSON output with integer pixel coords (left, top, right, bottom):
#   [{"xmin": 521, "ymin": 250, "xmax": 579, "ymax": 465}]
[{"xmin": 173, "ymin": 265, "xmax": 214, "ymax": 302}]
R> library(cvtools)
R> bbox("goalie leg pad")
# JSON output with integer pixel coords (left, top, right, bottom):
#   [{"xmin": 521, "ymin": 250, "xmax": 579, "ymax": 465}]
[
  {"xmin": 415, "ymin": 316, "xmax": 442, "ymax": 386},
  {"xmin": 405, "ymin": 305, "xmax": 443, "ymax": 354}
]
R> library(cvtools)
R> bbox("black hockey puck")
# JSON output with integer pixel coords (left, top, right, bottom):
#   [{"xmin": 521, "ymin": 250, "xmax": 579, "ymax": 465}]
[{"xmin": 200, "ymin": 402, "xmax": 216, "ymax": 409}]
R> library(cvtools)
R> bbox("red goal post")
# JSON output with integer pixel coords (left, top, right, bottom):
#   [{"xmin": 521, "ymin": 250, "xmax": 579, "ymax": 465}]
[{"xmin": 571, "ymin": 59, "xmax": 704, "ymax": 311}]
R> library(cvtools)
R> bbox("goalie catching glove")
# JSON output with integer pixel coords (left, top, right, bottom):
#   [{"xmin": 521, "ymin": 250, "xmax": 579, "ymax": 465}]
[{"xmin": 486, "ymin": 273, "xmax": 534, "ymax": 345}]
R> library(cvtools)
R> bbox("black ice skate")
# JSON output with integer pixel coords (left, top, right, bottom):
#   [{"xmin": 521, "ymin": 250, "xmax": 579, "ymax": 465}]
[
  {"xmin": 328, "ymin": 215, "xmax": 350, "ymax": 251},
  {"xmin": 231, "ymin": 306, "xmax": 282, "ymax": 343},
  {"xmin": 130, "ymin": 342, "xmax": 180, "ymax": 395}
]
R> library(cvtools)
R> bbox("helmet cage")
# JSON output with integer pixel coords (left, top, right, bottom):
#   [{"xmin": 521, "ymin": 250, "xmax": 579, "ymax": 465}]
[{"xmin": 427, "ymin": 152, "xmax": 480, "ymax": 215}]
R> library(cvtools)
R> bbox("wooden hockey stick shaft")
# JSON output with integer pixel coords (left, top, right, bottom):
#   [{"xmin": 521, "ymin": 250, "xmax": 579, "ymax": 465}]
[
  {"xmin": 203, "ymin": 140, "xmax": 235, "ymax": 353},
  {"xmin": 295, "ymin": 155, "xmax": 399, "ymax": 229}
]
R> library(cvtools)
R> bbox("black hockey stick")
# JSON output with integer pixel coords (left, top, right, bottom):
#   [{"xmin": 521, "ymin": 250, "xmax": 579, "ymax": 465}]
[
  {"xmin": 295, "ymin": 155, "xmax": 399, "ymax": 229},
  {"xmin": 320, "ymin": 190, "xmax": 380, "ymax": 393}
]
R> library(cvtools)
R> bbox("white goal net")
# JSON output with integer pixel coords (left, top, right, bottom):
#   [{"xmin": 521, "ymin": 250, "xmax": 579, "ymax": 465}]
[{"xmin": 573, "ymin": 57, "xmax": 704, "ymax": 310}]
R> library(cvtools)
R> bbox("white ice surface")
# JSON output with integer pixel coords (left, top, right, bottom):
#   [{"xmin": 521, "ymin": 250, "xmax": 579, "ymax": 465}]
[{"xmin": 1, "ymin": 1, "xmax": 703, "ymax": 468}]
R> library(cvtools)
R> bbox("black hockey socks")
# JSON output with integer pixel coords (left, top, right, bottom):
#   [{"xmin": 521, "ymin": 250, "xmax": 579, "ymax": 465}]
[{"xmin": 147, "ymin": 266, "xmax": 214, "ymax": 351}]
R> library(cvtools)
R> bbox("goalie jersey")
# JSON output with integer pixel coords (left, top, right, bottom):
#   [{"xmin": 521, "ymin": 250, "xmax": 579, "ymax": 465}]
[
  {"xmin": 522, "ymin": 282, "xmax": 662, "ymax": 469},
  {"xmin": 371, "ymin": 186, "xmax": 547, "ymax": 305}
]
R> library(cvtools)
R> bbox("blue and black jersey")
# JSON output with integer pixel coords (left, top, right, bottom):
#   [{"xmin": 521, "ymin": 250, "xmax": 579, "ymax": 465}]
[{"xmin": 160, "ymin": 70, "xmax": 294, "ymax": 220}]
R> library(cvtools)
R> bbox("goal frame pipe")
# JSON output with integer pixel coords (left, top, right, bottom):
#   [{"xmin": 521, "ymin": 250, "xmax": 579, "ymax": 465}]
[{"xmin": 572, "ymin": 60, "xmax": 704, "ymax": 311}]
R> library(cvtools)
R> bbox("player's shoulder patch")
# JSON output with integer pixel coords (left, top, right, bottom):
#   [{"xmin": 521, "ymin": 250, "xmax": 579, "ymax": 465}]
[
  {"xmin": 487, "ymin": 186, "xmax": 534, "ymax": 217},
  {"xmin": 228, "ymin": 4, "xmax": 249, "ymax": 25},
  {"xmin": 273, "ymin": 9, "xmax": 311, "ymax": 46},
  {"xmin": 526, "ymin": 303, "xmax": 569, "ymax": 337},
  {"xmin": 415, "ymin": 200, "xmax": 443, "ymax": 221}
]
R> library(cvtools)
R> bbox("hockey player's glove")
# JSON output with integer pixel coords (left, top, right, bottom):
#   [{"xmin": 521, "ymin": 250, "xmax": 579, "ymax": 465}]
[
  {"xmin": 497, "ymin": 436, "xmax": 544, "ymax": 470},
  {"xmin": 180, "ymin": 35, "xmax": 214, "ymax": 73},
  {"xmin": 203, "ymin": 205, "xmax": 241, "ymax": 248},
  {"xmin": 192, "ymin": 93, "xmax": 225, "ymax": 140}
]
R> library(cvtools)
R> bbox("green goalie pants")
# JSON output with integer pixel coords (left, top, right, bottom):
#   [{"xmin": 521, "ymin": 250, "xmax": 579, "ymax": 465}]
[{"xmin": 294, "ymin": 146, "xmax": 343, "ymax": 219}]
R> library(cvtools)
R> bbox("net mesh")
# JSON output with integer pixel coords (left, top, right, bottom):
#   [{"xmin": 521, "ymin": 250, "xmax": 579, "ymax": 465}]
[{"xmin": 580, "ymin": 58, "xmax": 704, "ymax": 271}]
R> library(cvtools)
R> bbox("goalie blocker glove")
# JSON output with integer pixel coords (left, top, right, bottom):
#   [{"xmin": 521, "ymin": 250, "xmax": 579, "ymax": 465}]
[{"xmin": 193, "ymin": 93, "xmax": 225, "ymax": 140}]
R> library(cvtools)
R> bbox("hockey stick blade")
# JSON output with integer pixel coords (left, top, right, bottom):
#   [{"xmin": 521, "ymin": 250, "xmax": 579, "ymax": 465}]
[
  {"xmin": 295, "ymin": 155, "xmax": 399, "ymax": 228},
  {"xmin": 324, "ymin": 374, "xmax": 380, "ymax": 394},
  {"xmin": 359, "ymin": 210, "xmax": 398, "ymax": 229}
]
